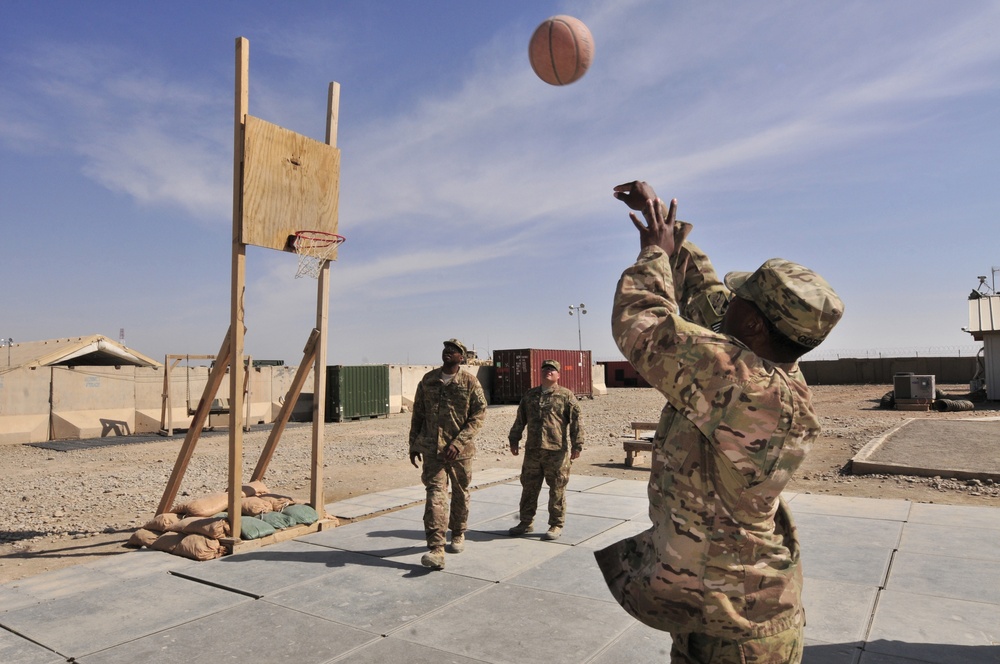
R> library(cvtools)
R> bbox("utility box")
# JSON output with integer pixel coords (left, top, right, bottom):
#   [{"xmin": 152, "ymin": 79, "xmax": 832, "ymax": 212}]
[
  {"xmin": 492, "ymin": 349, "xmax": 592, "ymax": 404},
  {"xmin": 325, "ymin": 365, "xmax": 390, "ymax": 422},
  {"xmin": 894, "ymin": 373, "xmax": 935, "ymax": 400}
]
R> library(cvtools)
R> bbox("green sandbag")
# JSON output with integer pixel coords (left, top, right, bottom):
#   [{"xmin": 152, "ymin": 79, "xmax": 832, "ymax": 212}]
[
  {"xmin": 213, "ymin": 513, "xmax": 276, "ymax": 540},
  {"xmin": 281, "ymin": 504, "xmax": 319, "ymax": 525},
  {"xmin": 259, "ymin": 511, "xmax": 297, "ymax": 530}
]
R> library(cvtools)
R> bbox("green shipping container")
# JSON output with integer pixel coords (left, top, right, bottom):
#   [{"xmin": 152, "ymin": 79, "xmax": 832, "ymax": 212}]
[{"xmin": 325, "ymin": 365, "xmax": 391, "ymax": 422}]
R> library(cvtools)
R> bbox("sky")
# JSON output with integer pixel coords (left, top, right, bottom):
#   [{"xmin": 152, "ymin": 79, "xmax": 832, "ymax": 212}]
[{"xmin": 1, "ymin": 1, "xmax": 997, "ymax": 366}]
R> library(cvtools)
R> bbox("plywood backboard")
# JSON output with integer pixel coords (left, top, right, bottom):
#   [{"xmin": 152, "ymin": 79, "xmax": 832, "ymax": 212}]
[{"xmin": 241, "ymin": 114, "xmax": 340, "ymax": 252}]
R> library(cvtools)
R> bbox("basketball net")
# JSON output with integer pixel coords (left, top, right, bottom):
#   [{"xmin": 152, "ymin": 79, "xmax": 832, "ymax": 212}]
[{"xmin": 292, "ymin": 231, "xmax": 345, "ymax": 279}]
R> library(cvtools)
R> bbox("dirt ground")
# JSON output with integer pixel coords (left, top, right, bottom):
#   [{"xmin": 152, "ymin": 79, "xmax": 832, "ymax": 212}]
[{"xmin": 1, "ymin": 384, "xmax": 997, "ymax": 584}]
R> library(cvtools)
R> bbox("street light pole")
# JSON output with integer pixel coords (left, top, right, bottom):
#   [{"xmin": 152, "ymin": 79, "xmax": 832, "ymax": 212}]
[{"xmin": 568, "ymin": 303, "xmax": 587, "ymax": 354}]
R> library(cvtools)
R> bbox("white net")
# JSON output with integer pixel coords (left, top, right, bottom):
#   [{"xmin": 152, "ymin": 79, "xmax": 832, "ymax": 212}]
[{"xmin": 292, "ymin": 232, "xmax": 344, "ymax": 279}]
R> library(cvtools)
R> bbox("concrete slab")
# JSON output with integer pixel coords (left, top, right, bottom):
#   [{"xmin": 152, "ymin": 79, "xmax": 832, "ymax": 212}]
[
  {"xmin": 885, "ymin": 551, "xmax": 1000, "ymax": 604},
  {"xmin": 506, "ymin": 542, "xmax": 618, "ymax": 603},
  {"xmin": 898, "ymin": 521, "xmax": 1000, "ymax": 561},
  {"xmin": 787, "ymin": 494, "xmax": 911, "ymax": 521},
  {"xmin": 801, "ymin": 577, "xmax": 879, "ymax": 646},
  {"xmin": 566, "ymin": 474, "xmax": 616, "ymax": 492},
  {"xmin": 326, "ymin": 635, "xmax": 490, "ymax": 663},
  {"xmin": 0, "ymin": 628, "xmax": 64, "ymax": 664},
  {"xmin": 796, "ymin": 514, "xmax": 899, "ymax": 586},
  {"xmin": 75, "ymin": 599, "xmax": 378, "ymax": 664},
  {"xmin": 852, "ymin": 419, "xmax": 1000, "ymax": 481},
  {"xmin": 265, "ymin": 555, "xmax": 490, "ymax": 634},
  {"xmin": 803, "ymin": 641, "xmax": 863, "ymax": 663},
  {"xmin": 866, "ymin": 590, "xmax": 1000, "ymax": 663},
  {"xmin": 396, "ymin": 583, "xmax": 636, "ymax": 664},
  {"xmin": 469, "ymin": 468, "xmax": 520, "ymax": 488},
  {"xmin": 563, "ymin": 491, "xmax": 649, "ymax": 520},
  {"xmin": 395, "ymin": 529, "xmax": 565, "ymax": 583},
  {"xmin": 325, "ymin": 500, "xmax": 386, "ymax": 520},
  {"xmin": 583, "ymin": 477, "xmax": 649, "ymax": 497},
  {"xmin": 368, "ymin": 485, "xmax": 426, "ymax": 501},
  {"xmin": 170, "ymin": 540, "xmax": 361, "ymax": 597},
  {"xmin": 472, "ymin": 511, "xmax": 624, "ymax": 546},
  {"xmin": 575, "ymin": 517, "xmax": 652, "ymax": 551},
  {"xmin": 858, "ymin": 652, "xmax": 944, "ymax": 663},
  {"xmin": 328, "ymin": 492, "xmax": 417, "ymax": 511},
  {"xmin": 588, "ymin": 621, "xmax": 673, "ymax": 662},
  {"xmin": 0, "ymin": 572, "xmax": 249, "ymax": 659},
  {"xmin": 907, "ymin": 501, "xmax": 1000, "ymax": 530},
  {"xmin": 300, "ymin": 517, "xmax": 426, "ymax": 558},
  {"xmin": 465, "ymin": 483, "xmax": 523, "ymax": 506}
]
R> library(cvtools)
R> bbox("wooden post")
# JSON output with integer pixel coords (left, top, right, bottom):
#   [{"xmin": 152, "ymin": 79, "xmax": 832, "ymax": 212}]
[
  {"xmin": 228, "ymin": 37, "xmax": 250, "ymax": 541},
  {"xmin": 310, "ymin": 82, "xmax": 339, "ymax": 514}
]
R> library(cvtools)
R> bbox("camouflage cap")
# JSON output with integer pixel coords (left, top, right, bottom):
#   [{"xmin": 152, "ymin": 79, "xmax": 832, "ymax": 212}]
[
  {"xmin": 724, "ymin": 258, "xmax": 844, "ymax": 349},
  {"xmin": 443, "ymin": 338, "xmax": 467, "ymax": 355},
  {"xmin": 541, "ymin": 359, "xmax": 561, "ymax": 372}
]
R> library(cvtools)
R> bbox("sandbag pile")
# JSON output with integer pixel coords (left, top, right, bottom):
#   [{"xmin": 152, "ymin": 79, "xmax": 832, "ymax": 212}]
[{"xmin": 126, "ymin": 481, "xmax": 320, "ymax": 561}]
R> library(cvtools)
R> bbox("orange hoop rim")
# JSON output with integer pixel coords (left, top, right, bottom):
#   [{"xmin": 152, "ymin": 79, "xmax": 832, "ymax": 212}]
[{"xmin": 292, "ymin": 230, "xmax": 345, "ymax": 249}]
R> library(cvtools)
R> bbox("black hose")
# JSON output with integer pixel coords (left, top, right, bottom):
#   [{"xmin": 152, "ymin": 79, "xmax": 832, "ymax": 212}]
[{"xmin": 932, "ymin": 399, "xmax": 975, "ymax": 412}]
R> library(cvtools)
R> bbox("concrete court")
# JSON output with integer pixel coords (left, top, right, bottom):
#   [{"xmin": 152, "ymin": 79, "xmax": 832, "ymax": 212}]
[{"xmin": 1, "ymin": 469, "xmax": 998, "ymax": 664}]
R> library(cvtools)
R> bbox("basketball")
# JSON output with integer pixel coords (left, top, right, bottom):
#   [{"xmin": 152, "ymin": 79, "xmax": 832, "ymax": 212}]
[{"xmin": 528, "ymin": 15, "xmax": 594, "ymax": 86}]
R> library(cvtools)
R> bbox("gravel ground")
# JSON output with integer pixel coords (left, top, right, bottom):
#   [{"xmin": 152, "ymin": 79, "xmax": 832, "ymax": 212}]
[{"xmin": 1, "ymin": 385, "xmax": 997, "ymax": 582}]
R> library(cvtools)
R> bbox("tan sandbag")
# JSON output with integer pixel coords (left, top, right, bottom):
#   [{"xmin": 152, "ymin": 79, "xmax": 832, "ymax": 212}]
[
  {"xmin": 177, "ymin": 492, "xmax": 230, "ymax": 517},
  {"xmin": 261, "ymin": 493, "xmax": 296, "ymax": 511},
  {"xmin": 168, "ymin": 516, "xmax": 230, "ymax": 539},
  {"xmin": 173, "ymin": 534, "xmax": 223, "ymax": 561},
  {"xmin": 241, "ymin": 496, "xmax": 271, "ymax": 516},
  {"xmin": 241, "ymin": 480, "xmax": 269, "ymax": 497},
  {"xmin": 126, "ymin": 528, "xmax": 160, "ymax": 548},
  {"xmin": 143, "ymin": 512, "xmax": 182, "ymax": 533},
  {"xmin": 149, "ymin": 532, "xmax": 186, "ymax": 553}
]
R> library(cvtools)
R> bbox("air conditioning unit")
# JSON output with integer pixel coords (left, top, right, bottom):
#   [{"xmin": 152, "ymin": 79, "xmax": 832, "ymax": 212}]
[{"xmin": 894, "ymin": 374, "xmax": 935, "ymax": 400}]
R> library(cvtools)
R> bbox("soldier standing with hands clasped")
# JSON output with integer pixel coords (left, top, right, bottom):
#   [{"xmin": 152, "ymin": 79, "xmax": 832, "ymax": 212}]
[
  {"xmin": 595, "ymin": 181, "xmax": 844, "ymax": 663},
  {"xmin": 409, "ymin": 339, "xmax": 487, "ymax": 570},
  {"xmin": 507, "ymin": 359, "xmax": 584, "ymax": 541}
]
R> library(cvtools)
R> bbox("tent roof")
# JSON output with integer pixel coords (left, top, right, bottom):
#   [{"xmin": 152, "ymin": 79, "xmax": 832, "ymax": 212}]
[{"xmin": 1, "ymin": 335, "xmax": 162, "ymax": 370}]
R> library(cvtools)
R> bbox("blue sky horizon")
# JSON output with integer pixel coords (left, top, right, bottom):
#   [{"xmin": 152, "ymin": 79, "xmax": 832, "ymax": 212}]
[{"xmin": 2, "ymin": 1, "xmax": 996, "ymax": 366}]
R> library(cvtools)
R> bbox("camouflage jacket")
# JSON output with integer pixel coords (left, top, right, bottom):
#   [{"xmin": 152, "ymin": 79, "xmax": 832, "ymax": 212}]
[
  {"xmin": 508, "ymin": 385, "xmax": 584, "ymax": 453},
  {"xmin": 594, "ymin": 242, "xmax": 819, "ymax": 639},
  {"xmin": 408, "ymin": 368, "xmax": 487, "ymax": 460}
]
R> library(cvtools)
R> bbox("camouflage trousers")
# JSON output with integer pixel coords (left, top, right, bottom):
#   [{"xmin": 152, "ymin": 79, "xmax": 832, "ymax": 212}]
[
  {"xmin": 669, "ymin": 623, "xmax": 804, "ymax": 664},
  {"xmin": 420, "ymin": 455, "xmax": 472, "ymax": 549},
  {"xmin": 518, "ymin": 448, "xmax": 572, "ymax": 527}
]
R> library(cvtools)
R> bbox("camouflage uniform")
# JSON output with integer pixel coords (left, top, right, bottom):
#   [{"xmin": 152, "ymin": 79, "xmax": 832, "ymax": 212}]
[
  {"xmin": 409, "ymin": 367, "xmax": 487, "ymax": 549},
  {"xmin": 594, "ymin": 231, "xmax": 843, "ymax": 663},
  {"xmin": 508, "ymin": 383, "xmax": 584, "ymax": 527}
]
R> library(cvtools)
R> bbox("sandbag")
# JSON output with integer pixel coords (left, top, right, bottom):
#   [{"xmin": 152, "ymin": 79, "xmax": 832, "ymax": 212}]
[
  {"xmin": 261, "ymin": 493, "xmax": 296, "ymax": 511},
  {"xmin": 173, "ymin": 534, "xmax": 223, "ymax": 561},
  {"xmin": 143, "ymin": 512, "xmax": 182, "ymax": 533},
  {"xmin": 241, "ymin": 496, "xmax": 272, "ymax": 516},
  {"xmin": 150, "ymin": 532, "xmax": 186, "ymax": 553},
  {"xmin": 174, "ymin": 492, "xmax": 230, "ymax": 517},
  {"xmin": 168, "ymin": 516, "xmax": 230, "ymax": 539},
  {"xmin": 126, "ymin": 528, "xmax": 160, "ymax": 548},
  {"xmin": 282, "ymin": 504, "xmax": 320, "ymax": 526},
  {"xmin": 238, "ymin": 516, "xmax": 276, "ymax": 540},
  {"xmin": 241, "ymin": 481, "xmax": 269, "ymax": 497},
  {"xmin": 259, "ymin": 511, "xmax": 297, "ymax": 530}
]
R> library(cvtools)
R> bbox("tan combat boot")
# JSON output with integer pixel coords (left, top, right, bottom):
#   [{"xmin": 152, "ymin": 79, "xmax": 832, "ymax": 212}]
[
  {"xmin": 447, "ymin": 533, "xmax": 465, "ymax": 554},
  {"xmin": 543, "ymin": 526, "xmax": 562, "ymax": 540},
  {"xmin": 421, "ymin": 547, "xmax": 445, "ymax": 569},
  {"xmin": 508, "ymin": 521, "xmax": 533, "ymax": 536}
]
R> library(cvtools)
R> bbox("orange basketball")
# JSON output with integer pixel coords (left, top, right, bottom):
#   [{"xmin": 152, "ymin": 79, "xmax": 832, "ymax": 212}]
[{"xmin": 528, "ymin": 15, "xmax": 594, "ymax": 86}]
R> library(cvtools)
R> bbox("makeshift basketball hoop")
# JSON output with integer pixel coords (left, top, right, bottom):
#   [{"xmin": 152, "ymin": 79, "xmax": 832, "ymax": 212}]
[{"xmin": 291, "ymin": 231, "xmax": 345, "ymax": 279}]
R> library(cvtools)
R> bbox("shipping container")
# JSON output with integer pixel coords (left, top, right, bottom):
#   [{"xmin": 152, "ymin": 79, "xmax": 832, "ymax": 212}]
[
  {"xmin": 325, "ymin": 365, "xmax": 391, "ymax": 422},
  {"xmin": 492, "ymin": 349, "xmax": 592, "ymax": 404},
  {"xmin": 599, "ymin": 360, "xmax": 651, "ymax": 388}
]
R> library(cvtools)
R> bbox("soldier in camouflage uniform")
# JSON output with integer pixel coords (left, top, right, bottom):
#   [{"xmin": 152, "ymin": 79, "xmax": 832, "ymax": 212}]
[
  {"xmin": 409, "ymin": 339, "xmax": 488, "ymax": 570},
  {"xmin": 507, "ymin": 359, "xmax": 584, "ymax": 541},
  {"xmin": 594, "ymin": 181, "xmax": 844, "ymax": 664}
]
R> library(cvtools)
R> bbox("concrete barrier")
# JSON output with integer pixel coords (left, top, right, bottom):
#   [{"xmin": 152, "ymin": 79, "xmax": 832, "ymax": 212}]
[
  {"xmin": 0, "ymin": 367, "xmax": 51, "ymax": 444},
  {"xmin": 51, "ymin": 366, "xmax": 137, "ymax": 440}
]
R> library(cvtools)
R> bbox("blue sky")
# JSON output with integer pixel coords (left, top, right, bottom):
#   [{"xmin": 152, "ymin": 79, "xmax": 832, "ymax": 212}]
[{"xmin": 1, "ymin": 1, "xmax": 996, "ymax": 366}]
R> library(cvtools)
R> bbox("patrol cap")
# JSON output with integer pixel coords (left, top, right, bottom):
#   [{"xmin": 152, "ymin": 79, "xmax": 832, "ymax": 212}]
[
  {"xmin": 541, "ymin": 359, "xmax": 561, "ymax": 372},
  {"xmin": 724, "ymin": 258, "xmax": 844, "ymax": 349},
  {"xmin": 443, "ymin": 338, "xmax": 467, "ymax": 355}
]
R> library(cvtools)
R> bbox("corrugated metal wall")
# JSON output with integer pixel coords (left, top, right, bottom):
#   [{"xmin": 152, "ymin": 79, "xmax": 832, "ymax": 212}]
[{"xmin": 492, "ymin": 349, "xmax": 592, "ymax": 403}]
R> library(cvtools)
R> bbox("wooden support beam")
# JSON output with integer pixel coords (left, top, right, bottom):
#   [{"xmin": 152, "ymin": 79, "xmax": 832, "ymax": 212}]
[{"xmin": 156, "ymin": 331, "xmax": 232, "ymax": 515}]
